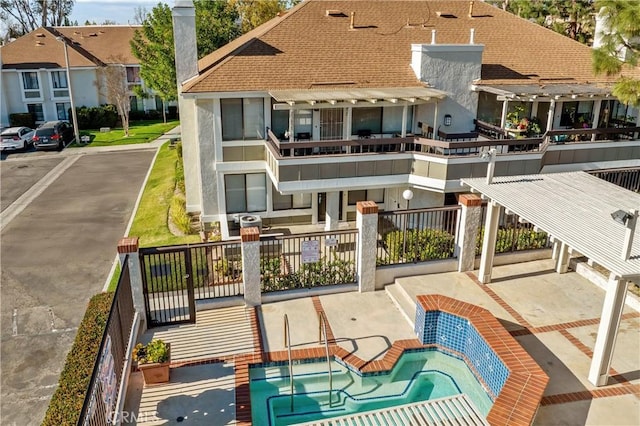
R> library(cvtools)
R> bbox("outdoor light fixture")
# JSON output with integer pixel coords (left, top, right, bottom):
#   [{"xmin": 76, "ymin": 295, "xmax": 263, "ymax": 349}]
[
  {"xmin": 611, "ymin": 208, "xmax": 639, "ymax": 261},
  {"xmin": 402, "ymin": 189, "xmax": 414, "ymax": 210},
  {"xmin": 444, "ymin": 114, "xmax": 452, "ymax": 126},
  {"xmin": 481, "ymin": 148, "xmax": 497, "ymax": 184},
  {"xmin": 611, "ymin": 209, "xmax": 633, "ymax": 225}
]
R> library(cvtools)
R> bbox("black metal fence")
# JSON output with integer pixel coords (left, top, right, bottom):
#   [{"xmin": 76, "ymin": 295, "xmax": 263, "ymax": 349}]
[
  {"xmin": 589, "ymin": 167, "xmax": 640, "ymax": 192},
  {"xmin": 377, "ymin": 206, "xmax": 460, "ymax": 266},
  {"xmin": 140, "ymin": 240, "xmax": 243, "ymax": 327},
  {"xmin": 78, "ymin": 259, "xmax": 136, "ymax": 426},
  {"xmin": 477, "ymin": 205, "xmax": 551, "ymax": 255},
  {"xmin": 259, "ymin": 229, "xmax": 358, "ymax": 293}
]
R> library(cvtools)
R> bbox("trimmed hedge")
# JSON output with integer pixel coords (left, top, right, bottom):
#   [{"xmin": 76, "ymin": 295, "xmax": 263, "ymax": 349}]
[
  {"xmin": 75, "ymin": 104, "xmax": 118, "ymax": 129},
  {"xmin": 9, "ymin": 112, "xmax": 36, "ymax": 128},
  {"xmin": 476, "ymin": 227, "xmax": 549, "ymax": 255},
  {"xmin": 42, "ymin": 292, "xmax": 114, "ymax": 426},
  {"xmin": 385, "ymin": 228, "xmax": 455, "ymax": 263}
]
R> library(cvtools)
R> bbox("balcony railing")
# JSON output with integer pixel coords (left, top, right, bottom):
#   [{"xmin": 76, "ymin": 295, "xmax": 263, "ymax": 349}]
[{"xmin": 265, "ymin": 124, "xmax": 640, "ymax": 160}]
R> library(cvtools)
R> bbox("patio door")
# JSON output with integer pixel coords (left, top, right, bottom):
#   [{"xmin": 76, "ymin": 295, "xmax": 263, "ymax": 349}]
[
  {"xmin": 317, "ymin": 192, "xmax": 343, "ymax": 222},
  {"xmin": 320, "ymin": 108, "xmax": 343, "ymax": 140}
]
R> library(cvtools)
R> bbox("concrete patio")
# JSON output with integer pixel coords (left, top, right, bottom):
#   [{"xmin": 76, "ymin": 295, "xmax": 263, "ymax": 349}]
[{"xmin": 123, "ymin": 259, "xmax": 640, "ymax": 425}]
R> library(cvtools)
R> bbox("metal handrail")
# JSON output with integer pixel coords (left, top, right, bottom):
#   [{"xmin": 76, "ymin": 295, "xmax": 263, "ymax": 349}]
[
  {"xmin": 284, "ymin": 314, "xmax": 294, "ymax": 412},
  {"xmin": 318, "ymin": 311, "xmax": 333, "ymax": 407}
]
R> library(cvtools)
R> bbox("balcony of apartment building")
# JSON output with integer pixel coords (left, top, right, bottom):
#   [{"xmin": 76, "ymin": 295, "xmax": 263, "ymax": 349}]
[{"xmin": 262, "ymin": 86, "xmax": 640, "ymax": 195}]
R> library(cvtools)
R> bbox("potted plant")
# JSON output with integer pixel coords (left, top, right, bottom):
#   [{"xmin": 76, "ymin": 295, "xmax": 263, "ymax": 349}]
[{"xmin": 133, "ymin": 339, "xmax": 171, "ymax": 385}]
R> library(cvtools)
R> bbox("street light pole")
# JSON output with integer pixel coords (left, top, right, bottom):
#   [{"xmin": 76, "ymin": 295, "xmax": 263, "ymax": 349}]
[
  {"xmin": 57, "ymin": 36, "xmax": 81, "ymax": 145},
  {"xmin": 402, "ymin": 189, "xmax": 414, "ymax": 262}
]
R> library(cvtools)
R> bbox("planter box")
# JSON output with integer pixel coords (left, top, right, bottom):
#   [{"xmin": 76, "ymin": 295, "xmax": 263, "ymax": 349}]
[{"xmin": 138, "ymin": 344, "xmax": 170, "ymax": 385}]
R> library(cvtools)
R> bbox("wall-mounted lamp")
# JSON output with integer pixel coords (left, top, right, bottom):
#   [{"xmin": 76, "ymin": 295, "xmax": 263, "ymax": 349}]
[
  {"xmin": 444, "ymin": 114, "xmax": 452, "ymax": 126},
  {"xmin": 611, "ymin": 209, "xmax": 633, "ymax": 225},
  {"xmin": 611, "ymin": 208, "xmax": 638, "ymax": 261}
]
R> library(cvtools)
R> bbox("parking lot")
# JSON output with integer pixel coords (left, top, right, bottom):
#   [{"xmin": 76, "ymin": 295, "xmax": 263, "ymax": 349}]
[{"xmin": 0, "ymin": 147, "xmax": 156, "ymax": 425}]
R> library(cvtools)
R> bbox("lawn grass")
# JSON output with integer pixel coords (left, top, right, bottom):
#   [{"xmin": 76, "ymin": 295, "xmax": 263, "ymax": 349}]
[
  {"xmin": 72, "ymin": 120, "xmax": 180, "ymax": 147},
  {"xmin": 128, "ymin": 142, "xmax": 201, "ymax": 248}
]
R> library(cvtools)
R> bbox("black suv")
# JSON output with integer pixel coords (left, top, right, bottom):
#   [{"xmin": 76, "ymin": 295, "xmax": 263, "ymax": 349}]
[{"xmin": 33, "ymin": 121, "xmax": 74, "ymax": 150}]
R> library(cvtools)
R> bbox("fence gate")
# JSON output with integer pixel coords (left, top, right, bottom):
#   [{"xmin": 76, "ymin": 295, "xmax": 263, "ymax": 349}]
[{"xmin": 140, "ymin": 246, "xmax": 196, "ymax": 327}]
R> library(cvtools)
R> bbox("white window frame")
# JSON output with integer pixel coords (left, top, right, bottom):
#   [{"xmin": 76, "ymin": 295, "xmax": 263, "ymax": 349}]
[
  {"xmin": 20, "ymin": 71, "xmax": 43, "ymax": 102},
  {"xmin": 49, "ymin": 70, "xmax": 70, "ymax": 99}
]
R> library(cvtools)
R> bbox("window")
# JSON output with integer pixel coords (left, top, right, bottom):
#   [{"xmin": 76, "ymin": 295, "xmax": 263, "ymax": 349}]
[
  {"xmin": 51, "ymin": 71, "xmax": 69, "ymax": 97},
  {"xmin": 56, "ymin": 102, "xmax": 71, "ymax": 120},
  {"xmin": 271, "ymin": 99, "xmax": 289, "ymax": 138},
  {"xmin": 221, "ymin": 98, "xmax": 265, "ymax": 140},
  {"xmin": 352, "ymin": 107, "xmax": 382, "ymax": 135},
  {"xmin": 22, "ymin": 72, "xmax": 41, "ymax": 99},
  {"xmin": 382, "ymin": 106, "xmax": 413, "ymax": 134},
  {"xmin": 130, "ymin": 96, "xmax": 141, "ymax": 112},
  {"xmin": 225, "ymin": 173, "xmax": 267, "ymax": 213},
  {"xmin": 27, "ymin": 104, "xmax": 44, "ymax": 121},
  {"xmin": 272, "ymin": 185, "xmax": 312, "ymax": 210},
  {"xmin": 126, "ymin": 67, "xmax": 140, "ymax": 83},
  {"xmin": 348, "ymin": 189, "xmax": 384, "ymax": 205},
  {"xmin": 560, "ymin": 101, "xmax": 594, "ymax": 128}
]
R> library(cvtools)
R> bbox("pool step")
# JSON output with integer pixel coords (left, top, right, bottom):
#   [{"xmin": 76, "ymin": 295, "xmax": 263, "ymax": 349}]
[
  {"xmin": 384, "ymin": 283, "xmax": 416, "ymax": 327},
  {"xmin": 294, "ymin": 393, "xmax": 488, "ymax": 426}
]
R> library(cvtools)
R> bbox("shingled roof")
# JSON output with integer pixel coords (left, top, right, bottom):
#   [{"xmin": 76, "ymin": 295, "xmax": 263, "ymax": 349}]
[
  {"xmin": 184, "ymin": 0, "xmax": 619, "ymax": 94},
  {"xmin": 1, "ymin": 25, "xmax": 141, "ymax": 70}
]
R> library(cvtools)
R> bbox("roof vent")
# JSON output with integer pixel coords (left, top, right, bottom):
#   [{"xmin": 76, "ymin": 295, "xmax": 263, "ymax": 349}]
[
  {"xmin": 74, "ymin": 31, "xmax": 80, "ymax": 34},
  {"xmin": 89, "ymin": 32, "xmax": 97, "ymax": 37},
  {"xmin": 35, "ymin": 41, "xmax": 44, "ymax": 46},
  {"xmin": 436, "ymin": 11, "xmax": 457, "ymax": 18},
  {"xmin": 326, "ymin": 9, "xmax": 346, "ymax": 17},
  {"xmin": 35, "ymin": 33, "xmax": 45, "ymax": 37}
]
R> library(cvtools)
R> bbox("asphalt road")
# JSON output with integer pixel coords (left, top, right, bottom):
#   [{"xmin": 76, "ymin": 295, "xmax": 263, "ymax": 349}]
[{"xmin": 0, "ymin": 148, "xmax": 156, "ymax": 425}]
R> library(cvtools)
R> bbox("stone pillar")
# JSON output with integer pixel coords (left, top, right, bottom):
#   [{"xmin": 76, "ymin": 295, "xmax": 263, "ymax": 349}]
[
  {"xmin": 589, "ymin": 273, "xmax": 628, "ymax": 386},
  {"xmin": 356, "ymin": 201, "xmax": 379, "ymax": 292},
  {"xmin": 457, "ymin": 194, "xmax": 483, "ymax": 272},
  {"xmin": 478, "ymin": 201, "xmax": 500, "ymax": 284},
  {"xmin": 324, "ymin": 191, "xmax": 340, "ymax": 231},
  {"xmin": 556, "ymin": 241, "xmax": 570, "ymax": 274},
  {"xmin": 117, "ymin": 237, "xmax": 146, "ymax": 321},
  {"xmin": 241, "ymin": 227, "xmax": 261, "ymax": 306}
]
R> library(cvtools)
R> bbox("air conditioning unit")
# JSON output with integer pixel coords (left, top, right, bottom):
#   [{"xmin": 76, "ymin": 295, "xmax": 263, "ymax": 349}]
[{"xmin": 240, "ymin": 214, "xmax": 262, "ymax": 230}]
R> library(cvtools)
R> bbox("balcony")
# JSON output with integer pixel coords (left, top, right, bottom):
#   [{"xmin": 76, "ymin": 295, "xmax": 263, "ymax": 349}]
[{"xmin": 264, "ymin": 125, "xmax": 640, "ymax": 193}]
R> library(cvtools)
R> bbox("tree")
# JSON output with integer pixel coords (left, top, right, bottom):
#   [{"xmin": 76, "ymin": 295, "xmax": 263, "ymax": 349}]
[
  {"xmin": 231, "ymin": 0, "xmax": 286, "ymax": 33},
  {"xmin": 130, "ymin": 1, "xmax": 241, "ymax": 122},
  {"xmin": 0, "ymin": 0, "xmax": 75, "ymax": 35},
  {"xmin": 133, "ymin": 6, "xmax": 148, "ymax": 25},
  {"xmin": 95, "ymin": 57, "xmax": 131, "ymax": 136},
  {"xmin": 487, "ymin": 0, "xmax": 595, "ymax": 44},
  {"xmin": 592, "ymin": 0, "xmax": 640, "ymax": 107}
]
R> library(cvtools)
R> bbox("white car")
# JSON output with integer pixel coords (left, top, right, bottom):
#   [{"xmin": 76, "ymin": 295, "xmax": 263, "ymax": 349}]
[{"xmin": 1, "ymin": 126, "xmax": 35, "ymax": 151}]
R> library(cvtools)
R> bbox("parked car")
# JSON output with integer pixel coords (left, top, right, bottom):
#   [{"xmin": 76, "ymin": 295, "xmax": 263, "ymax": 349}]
[
  {"xmin": 1, "ymin": 126, "xmax": 35, "ymax": 151},
  {"xmin": 32, "ymin": 121, "xmax": 74, "ymax": 150}
]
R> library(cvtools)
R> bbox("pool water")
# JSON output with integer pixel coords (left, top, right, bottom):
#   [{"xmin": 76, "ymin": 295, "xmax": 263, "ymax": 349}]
[{"xmin": 250, "ymin": 350, "xmax": 493, "ymax": 425}]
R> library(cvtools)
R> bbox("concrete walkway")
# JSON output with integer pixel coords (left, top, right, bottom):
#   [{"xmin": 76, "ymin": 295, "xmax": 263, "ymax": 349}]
[{"xmin": 123, "ymin": 259, "xmax": 640, "ymax": 425}]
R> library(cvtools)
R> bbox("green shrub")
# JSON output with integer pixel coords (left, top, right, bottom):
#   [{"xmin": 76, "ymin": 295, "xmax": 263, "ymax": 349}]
[
  {"xmin": 170, "ymin": 193, "xmax": 192, "ymax": 234},
  {"xmin": 9, "ymin": 112, "xmax": 35, "ymax": 128},
  {"xmin": 261, "ymin": 255, "xmax": 356, "ymax": 292},
  {"xmin": 384, "ymin": 228, "xmax": 455, "ymax": 263},
  {"xmin": 75, "ymin": 104, "xmax": 118, "ymax": 129},
  {"xmin": 43, "ymin": 292, "xmax": 114, "ymax": 426},
  {"xmin": 476, "ymin": 227, "xmax": 549, "ymax": 254}
]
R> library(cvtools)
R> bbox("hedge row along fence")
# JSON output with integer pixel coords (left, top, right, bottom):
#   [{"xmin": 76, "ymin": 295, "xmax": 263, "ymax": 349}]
[{"xmin": 42, "ymin": 292, "xmax": 114, "ymax": 426}]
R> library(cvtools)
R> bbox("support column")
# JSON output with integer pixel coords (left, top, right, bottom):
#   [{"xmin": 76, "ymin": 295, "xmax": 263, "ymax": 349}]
[
  {"xmin": 324, "ymin": 191, "xmax": 340, "ymax": 231},
  {"xmin": 588, "ymin": 274, "xmax": 628, "ymax": 386},
  {"xmin": 288, "ymin": 108, "xmax": 294, "ymax": 143},
  {"xmin": 241, "ymin": 227, "xmax": 261, "ymax": 306},
  {"xmin": 500, "ymin": 100, "xmax": 509, "ymax": 129},
  {"xmin": 591, "ymin": 100, "xmax": 602, "ymax": 142},
  {"xmin": 555, "ymin": 241, "xmax": 570, "ymax": 273},
  {"xmin": 478, "ymin": 201, "xmax": 500, "ymax": 284},
  {"xmin": 117, "ymin": 237, "xmax": 146, "ymax": 323},
  {"xmin": 546, "ymin": 99, "xmax": 556, "ymax": 132},
  {"xmin": 356, "ymin": 201, "xmax": 378, "ymax": 292},
  {"xmin": 457, "ymin": 194, "xmax": 483, "ymax": 272},
  {"xmin": 551, "ymin": 238, "xmax": 560, "ymax": 261}
]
